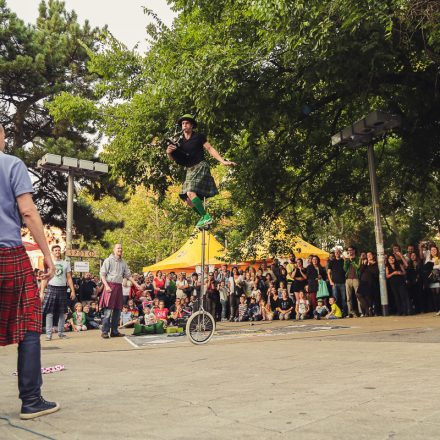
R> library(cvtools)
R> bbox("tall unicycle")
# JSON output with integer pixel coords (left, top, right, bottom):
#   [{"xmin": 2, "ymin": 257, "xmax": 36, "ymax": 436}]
[{"xmin": 186, "ymin": 225, "xmax": 215, "ymax": 345}]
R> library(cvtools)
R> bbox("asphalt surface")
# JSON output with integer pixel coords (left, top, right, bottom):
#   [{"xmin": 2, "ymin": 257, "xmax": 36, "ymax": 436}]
[{"xmin": 1, "ymin": 314, "xmax": 440, "ymax": 440}]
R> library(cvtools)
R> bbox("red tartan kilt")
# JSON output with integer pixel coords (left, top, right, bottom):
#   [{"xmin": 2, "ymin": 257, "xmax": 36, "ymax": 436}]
[{"xmin": 0, "ymin": 246, "xmax": 42, "ymax": 346}]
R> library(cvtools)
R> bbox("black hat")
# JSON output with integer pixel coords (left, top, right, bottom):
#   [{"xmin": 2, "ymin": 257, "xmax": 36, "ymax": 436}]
[{"xmin": 178, "ymin": 114, "xmax": 197, "ymax": 128}]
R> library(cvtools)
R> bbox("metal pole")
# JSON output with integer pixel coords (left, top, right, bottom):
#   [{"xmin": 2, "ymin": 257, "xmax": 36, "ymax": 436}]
[
  {"xmin": 66, "ymin": 170, "xmax": 74, "ymax": 251},
  {"xmin": 367, "ymin": 143, "xmax": 389, "ymax": 316},
  {"xmin": 200, "ymin": 229, "xmax": 206, "ymax": 305}
]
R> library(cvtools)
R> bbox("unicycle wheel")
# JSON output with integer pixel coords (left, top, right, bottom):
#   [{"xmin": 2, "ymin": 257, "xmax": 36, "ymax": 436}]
[{"xmin": 186, "ymin": 310, "xmax": 215, "ymax": 345}]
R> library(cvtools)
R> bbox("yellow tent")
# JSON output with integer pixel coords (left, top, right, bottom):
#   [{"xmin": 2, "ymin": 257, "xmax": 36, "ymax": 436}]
[
  {"xmin": 143, "ymin": 231, "xmax": 226, "ymax": 273},
  {"xmin": 281, "ymin": 236, "xmax": 329, "ymax": 260}
]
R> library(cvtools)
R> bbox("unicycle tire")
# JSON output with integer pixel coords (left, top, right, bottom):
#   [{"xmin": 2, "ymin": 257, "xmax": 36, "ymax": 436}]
[{"xmin": 186, "ymin": 310, "xmax": 215, "ymax": 345}]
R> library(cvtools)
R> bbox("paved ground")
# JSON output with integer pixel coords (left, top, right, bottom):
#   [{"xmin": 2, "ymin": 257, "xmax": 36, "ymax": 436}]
[{"xmin": 1, "ymin": 314, "xmax": 440, "ymax": 440}]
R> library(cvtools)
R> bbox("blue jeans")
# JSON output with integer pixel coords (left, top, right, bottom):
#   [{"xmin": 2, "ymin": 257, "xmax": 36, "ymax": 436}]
[
  {"xmin": 220, "ymin": 299, "xmax": 227, "ymax": 319},
  {"xmin": 101, "ymin": 308, "xmax": 121, "ymax": 335},
  {"xmin": 332, "ymin": 283, "xmax": 347, "ymax": 315},
  {"xmin": 45, "ymin": 312, "xmax": 66, "ymax": 336},
  {"xmin": 18, "ymin": 332, "xmax": 42, "ymax": 403}
]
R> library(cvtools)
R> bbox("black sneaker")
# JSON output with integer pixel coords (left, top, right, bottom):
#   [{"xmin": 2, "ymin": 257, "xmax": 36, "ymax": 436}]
[
  {"xmin": 101, "ymin": 333, "xmax": 109, "ymax": 339},
  {"xmin": 110, "ymin": 332, "xmax": 124, "ymax": 337},
  {"xmin": 20, "ymin": 397, "xmax": 60, "ymax": 420}
]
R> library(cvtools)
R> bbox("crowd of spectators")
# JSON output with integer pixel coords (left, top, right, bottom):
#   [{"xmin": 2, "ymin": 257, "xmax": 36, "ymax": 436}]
[{"xmin": 38, "ymin": 240, "xmax": 440, "ymax": 334}]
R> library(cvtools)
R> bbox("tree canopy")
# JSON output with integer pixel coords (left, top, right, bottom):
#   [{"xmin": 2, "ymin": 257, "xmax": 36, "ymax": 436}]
[{"xmin": 9, "ymin": 0, "xmax": 440, "ymax": 257}]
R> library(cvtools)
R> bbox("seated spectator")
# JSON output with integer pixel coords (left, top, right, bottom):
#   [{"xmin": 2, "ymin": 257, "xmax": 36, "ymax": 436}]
[
  {"xmin": 120, "ymin": 304, "xmax": 138, "ymax": 328},
  {"xmin": 326, "ymin": 297, "xmax": 342, "ymax": 319},
  {"xmin": 295, "ymin": 291, "xmax": 310, "ymax": 320},
  {"xmin": 276, "ymin": 289, "xmax": 294, "ymax": 320},
  {"xmin": 169, "ymin": 302, "xmax": 185, "ymax": 325},
  {"xmin": 237, "ymin": 294, "xmax": 249, "ymax": 322},
  {"xmin": 268, "ymin": 287, "xmax": 279, "ymax": 319},
  {"xmin": 83, "ymin": 303, "xmax": 99, "ymax": 329},
  {"xmin": 141, "ymin": 306, "xmax": 156, "ymax": 325},
  {"xmin": 248, "ymin": 297, "xmax": 261, "ymax": 321},
  {"xmin": 313, "ymin": 299, "xmax": 329, "ymax": 320},
  {"xmin": 154, "ymin": 300, "xmax": 169, "ymax": 323},
  {"xmin": 127, "ymin": 298, "xmax": 140, "ymax": 320},
  {"xmin": 70, "ymin": 302, "xmax": 87, "ymax": 332},
  {"xmin": 182, "ymin": 296, "xmax": 193, "ymax": 317},
  {"xmin": 261, "ymin": 300, "xmax": 274, "ymax": 321},
  {"xmin": 277, "ymin": 281, "xmax": 287, "ymax": 296}
]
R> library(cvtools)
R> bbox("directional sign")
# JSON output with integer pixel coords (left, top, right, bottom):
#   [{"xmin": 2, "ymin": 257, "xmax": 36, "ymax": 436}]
[
  {"xmin": 65, "ymin": 249, "xmax": 97, "ymax": 258},
  {"xmin": 74, "ymin": 261, "xmax": 90, "ymax": 273}
]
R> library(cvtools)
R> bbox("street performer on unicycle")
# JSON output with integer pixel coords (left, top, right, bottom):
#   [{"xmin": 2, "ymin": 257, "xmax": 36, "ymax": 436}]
[{"xmin": 166, "ymin": 114, "xmax": 236, "ymax": 229}]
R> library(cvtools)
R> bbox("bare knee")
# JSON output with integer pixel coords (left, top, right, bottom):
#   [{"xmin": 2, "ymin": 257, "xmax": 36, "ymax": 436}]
[{"xmin": 187, "ymin": 191, "xmax": 197, "ymax": 200}]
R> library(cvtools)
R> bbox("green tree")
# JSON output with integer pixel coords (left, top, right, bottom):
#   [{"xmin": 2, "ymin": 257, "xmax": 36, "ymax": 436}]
[
  {"xmin": 67, "ymin": 1, "xmax": 440, "ymax": 254},
  {"xmin": 0, "ymin": 0, "xmax": 123, "ymax": 239}
]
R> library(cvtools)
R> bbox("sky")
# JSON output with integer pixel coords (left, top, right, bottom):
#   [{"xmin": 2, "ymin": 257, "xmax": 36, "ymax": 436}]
[{"xmin": 8, "ymin": 0, "xmax": 177, "ymax": 53}]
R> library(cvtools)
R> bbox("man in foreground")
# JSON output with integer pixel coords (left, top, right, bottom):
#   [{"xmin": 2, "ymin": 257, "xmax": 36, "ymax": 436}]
[{"xmin": 0, "ymin": 124, "xmax": 59, "ymax": 419}]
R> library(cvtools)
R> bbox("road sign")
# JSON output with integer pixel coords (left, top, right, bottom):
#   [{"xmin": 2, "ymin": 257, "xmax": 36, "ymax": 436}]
[
  {"xmin": 74, "ymin": 261, "xmax": 90, "ymax": 272},
  {"xmin": 65, "ymin": 249, "xmax": 97, "ymax": 258}
]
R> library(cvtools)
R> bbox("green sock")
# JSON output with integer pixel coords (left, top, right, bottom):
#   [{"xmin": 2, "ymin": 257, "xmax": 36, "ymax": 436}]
[{"xmin": 191, "ymin": 196, "xmax": 206, "ymax": 216}]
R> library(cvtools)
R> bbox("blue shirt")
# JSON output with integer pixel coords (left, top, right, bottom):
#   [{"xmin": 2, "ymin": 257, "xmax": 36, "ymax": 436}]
[{"xmin": 0, "ymin": 151, "xmax": 34, "ymax": 247}]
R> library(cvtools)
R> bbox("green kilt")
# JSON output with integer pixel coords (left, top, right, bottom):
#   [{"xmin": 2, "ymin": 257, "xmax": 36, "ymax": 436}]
[{"xmin": 179, "ymin": 161, "xmax": 219, "ymax": 200}]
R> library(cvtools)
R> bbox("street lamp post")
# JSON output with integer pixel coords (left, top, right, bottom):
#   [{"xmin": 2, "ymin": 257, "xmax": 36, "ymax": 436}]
[
  {"xmin": 331, "ymin": 110, "xmax": 401, "ymax": 316},
  {"xmin": 37, "ymin": 154, "xmax": 108, "ymax": 250}
]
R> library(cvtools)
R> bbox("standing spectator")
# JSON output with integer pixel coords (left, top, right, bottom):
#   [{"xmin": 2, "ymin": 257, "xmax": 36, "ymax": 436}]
[
  {"xmin": 78, "ymin": 272, "xmax": 96, "ymax": 302},
  {"xmin": 386, "ymin": 255, "xmax": 411, "ymax": 315},
  {"xmin": 100, "ymin": 244, "xmax": 141, "ymax": 339},
  {"xmin": 357, "ymin": 253, "xmax": 376, "ymax": 316},
  {"xmin": 327, "ymin": 249, "xmax": 347, "ymax": 316},
  {"xmin": 144, "ymin": 274, "xmax": 155, "ymax": 299},
  {"xmin": 392, "ymin": 244, "xmax": 408, "ymax": 269},
  {"xmin": 40, "ymin": 245, "xmax": 75, "ymax": 340},
  {"xmin": 0, "ymin": 124, "xmax": 59, "ymax": 419},
  {"xmin": 216, "ymin": 264, "xmax": 230, "ymax": 285},
  {"xmin": 291, "ymin": 258, "xmax": 307, "ymax": 302},
  {"xmin": 228, "ymin": 267, "xmax": 243, "ymax": 321},
  {"xmin": 306, "ymin": 255, "xmax": 327, "ymax": 310},
  {"xmin": 285, "ymin": 253, "xmax": 296, "ymax": 295},
  {"xmin": 153, "ymin": 270, "xmax": 166, "ymax": 301},
  {"xmin": 423, "ymin": 245, "xmax": 440, "ymax": 315},
  {"xmin": 276, "ymin": 289, "xmax": 294, "ymax": 320},
  {"xmin": 205, "ymin": 272, "xmax": 218, "ymax": 319},
  {"xmin": 218, "ymin": 280, "xmax": 229, "ymax": 321},
  {"xmin": 406, "ymin": 252, "xmax": 423, "ymax": 314},
  {"xmin": 176, "ymin": 273, "xmax": 189, "ymax": 300},
  {"xmin": 343, "ymin": 246, "xmax": 361, "ymax": 317},
  {"xmin": 244, "ymin": 271, "xmax": 253, "ymax": 298}
]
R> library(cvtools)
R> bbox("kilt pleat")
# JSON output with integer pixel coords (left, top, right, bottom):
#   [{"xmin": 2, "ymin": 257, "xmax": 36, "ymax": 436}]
[
  {"xmin": 180, "ymin": 161, "xmax": 219, "ymax": 199},
  {"xmin": 42, "ymin": 285, "xmax": 69, "ymax": 315},
  {"xmin": 0, "ymin": 246, "xmax": 42, "ymax": 346}
]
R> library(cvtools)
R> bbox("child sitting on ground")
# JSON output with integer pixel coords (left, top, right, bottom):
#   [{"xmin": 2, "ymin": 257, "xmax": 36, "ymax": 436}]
[
  {"xmin": 295, "ymin": 291, "xmax": 310, "ymax": 320},
  {"xmin": 326, "ymin": 297, "xmax": 342, "ymax": 319},
  {"xmin": 142, "ymin": 306, "xmax": 157, "ymax": 325},
  {"xmin": 261, "ymin": 299, "xmax": 274, "ymax": 321},
  {"xmin": 70, "ymin": 302, "xmax": 87, "ymax": 332},
  {"xmin": 237, "ymin": 295, "xmax": 249, "ymax": 322},
  {"xmin": 120, "ymin": 304, "xmax": 138, "ymax": 328},
  {"xmin": 248, "ymin": 297, "xmax": 261, "ymax": 321},
  {"xmin": 154, "ymin": 300, "xmax": 169, "ymax": 324},
  {"xmin": 313, "ymin": 299, "xmax": 329, "ymax": 320},
  {"xmin": 83, "ymin": 303, "xmax": 99, "ymax": 329}
]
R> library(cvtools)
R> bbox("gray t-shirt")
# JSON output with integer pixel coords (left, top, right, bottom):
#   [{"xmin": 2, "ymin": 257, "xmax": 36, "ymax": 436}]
[
  {"xmin": 49, "ymin": 260, "xmax": 71, "ymax": 287},
  {"xmin": 0, "ymin": 152, "xmax": 34, "ymax": 247}
]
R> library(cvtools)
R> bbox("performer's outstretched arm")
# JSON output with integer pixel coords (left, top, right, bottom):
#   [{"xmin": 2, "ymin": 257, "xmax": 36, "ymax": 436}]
[{"xmin": 203, "ymin": 142, "xmax": 236, "ymax": 166}]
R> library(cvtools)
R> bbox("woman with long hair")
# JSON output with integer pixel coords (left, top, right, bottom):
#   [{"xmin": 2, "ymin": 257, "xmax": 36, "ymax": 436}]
[
  {"xmin": 291, "ymin": 258, "xmax": 307, "ymax": 302},
  {"xmin": 406, "ymin": 252, "xmax": 423, "ymax": 313},
  {"xmin": 357, "ymin": 252, "xmax": 378, "ymax": 316},
  {"xmin": 228, "ymin": 267, "xmax": 243, "ymax": 321},
  {"xmin": 385, "ymin": 255, "xmax": 410, "ymax": 315},
  {"xmin": 423, "ymin": 245, "xmax": 440, "ymax": 315},
  {"xmin": 153, "ymin": 270, "xmax": 166, "ymax": 301},
  {"xmin": 306, "ymin": 255, "xmax": 327, "ymax": 310}
]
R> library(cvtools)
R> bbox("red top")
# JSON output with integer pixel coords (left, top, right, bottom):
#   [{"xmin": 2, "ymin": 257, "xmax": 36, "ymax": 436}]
[{"xmin": 154, "ymin": 277, "xmax": 165, "ymax": 295}]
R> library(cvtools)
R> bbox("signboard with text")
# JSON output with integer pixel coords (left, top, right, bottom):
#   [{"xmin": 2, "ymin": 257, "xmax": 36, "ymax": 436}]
[
  {"xmin": 65, "ymin": 249, "xmax": 97, "ymax": 258},
  {"xmin": 74, "ymin": 261, "xmax": 90, "ymax": 273}
]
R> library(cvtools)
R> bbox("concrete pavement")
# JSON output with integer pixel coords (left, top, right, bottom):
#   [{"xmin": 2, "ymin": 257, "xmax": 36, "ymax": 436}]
[{"xmin": 1, "ymin": 314, "xmax": 440, "ymax": 439}]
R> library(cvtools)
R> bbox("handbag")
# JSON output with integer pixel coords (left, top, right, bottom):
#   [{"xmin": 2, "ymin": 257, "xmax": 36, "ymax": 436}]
[{"xmin": 316, "ymin": 279, "xmax": 330, "ymax": 299}]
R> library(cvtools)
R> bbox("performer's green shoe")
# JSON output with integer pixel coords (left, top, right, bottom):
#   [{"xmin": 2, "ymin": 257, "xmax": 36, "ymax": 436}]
[{"xmin": 196, "ymin": 213, "xmax": 213, "ymax": 229}]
